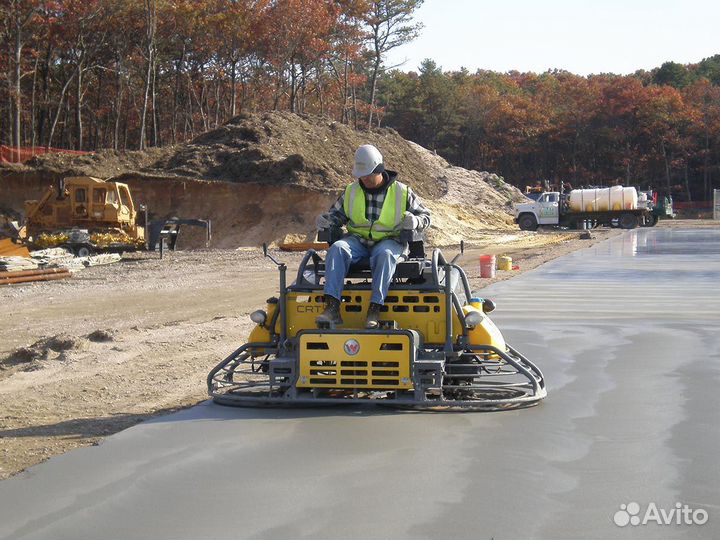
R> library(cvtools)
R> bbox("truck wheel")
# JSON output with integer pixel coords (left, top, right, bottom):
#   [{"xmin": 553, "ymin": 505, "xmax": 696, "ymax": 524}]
[
  {"xmin": 619, "ymin": 213, "xmax": 638, "ymax": 230},
  {"xmin": 648, "ymin": 214, "xmax": 659, "ymax": 227},
  {"xmin": 74, "ymin": 244, "xmax": 95, "ymax": 257},
  {"xmin": 518, "ymin": 214, "xmax": 538, "ymax": 231}
]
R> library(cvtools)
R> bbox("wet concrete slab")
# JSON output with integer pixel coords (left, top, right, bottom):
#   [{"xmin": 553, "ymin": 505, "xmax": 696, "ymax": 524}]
[{"xmin": 1, "ymin": 228, "xmax": 719, "ymax": 540}]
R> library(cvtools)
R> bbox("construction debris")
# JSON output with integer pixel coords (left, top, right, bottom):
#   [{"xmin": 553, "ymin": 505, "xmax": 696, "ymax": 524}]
[
  {"xmin": 82, "ymin": 253, "xmax": 122, "ymax": 267},
  {"xmin": 30, "ymin": 247, "xmax": 74, "ymax": 258},
  {"xmin": 29, "ymin": 248, "xmax": 121, "ymax": 270},
  {"xmin": 0, "ymin": 256, "xmax": 39, "ymax": 272},
  {"xmin": 0, "ymin": 247, "xmax": 121, "ymax": 285},
  {"xmin": 29, "ymin": 247, "xmax": 75, "ymax": 269}
]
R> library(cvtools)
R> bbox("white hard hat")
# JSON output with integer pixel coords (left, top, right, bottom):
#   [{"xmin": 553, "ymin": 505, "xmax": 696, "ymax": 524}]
[{"xmin": 352, "ymin": 144, "xmax": 383, "ymax": 178}]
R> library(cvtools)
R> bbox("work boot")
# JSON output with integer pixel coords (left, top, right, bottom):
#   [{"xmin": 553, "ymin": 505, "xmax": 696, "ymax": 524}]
[
  {"xmin": 365, "ymin": 302, "xmax": 382, "ymax": 329},
  {"xmin": 316, "ymin": 295, "xmax": 343, "ymax": 326}
]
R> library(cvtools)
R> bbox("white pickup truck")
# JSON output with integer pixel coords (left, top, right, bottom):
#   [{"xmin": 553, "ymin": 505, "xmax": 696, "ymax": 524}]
[{"xmin": 513, "ymin": 191, "xmax": 655, "ymax": 231}]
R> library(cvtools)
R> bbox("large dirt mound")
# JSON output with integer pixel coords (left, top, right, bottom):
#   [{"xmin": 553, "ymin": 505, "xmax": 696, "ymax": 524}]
[
  {"xmin": 155, "ymin": 112, "xmax": 447, "ymax": 199},
  {"xmin": 1, "ymin": 111, "xmax": 528, "ymax": 246}
]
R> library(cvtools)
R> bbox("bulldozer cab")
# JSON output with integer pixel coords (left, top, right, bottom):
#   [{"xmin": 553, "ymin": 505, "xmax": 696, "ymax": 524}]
[{"xmin": 66, "ymin": 178, "xmax": 134, "ymax": 224}]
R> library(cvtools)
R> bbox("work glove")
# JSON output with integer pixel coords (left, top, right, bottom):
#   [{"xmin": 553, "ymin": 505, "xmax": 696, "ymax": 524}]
[
  {"xmin": 316, "ymin": 213, "xmax": 333, "ymax": 229},
  {"xmin": 400, "ymin": 211, "xmax": 420, "ymax": 230}
]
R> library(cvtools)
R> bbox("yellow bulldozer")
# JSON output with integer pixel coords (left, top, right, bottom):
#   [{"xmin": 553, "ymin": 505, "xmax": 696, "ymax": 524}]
[
  {"xmin": 22, "ymin": 176, "xmax": 146, "ymax": 255},
  {"xmin": 7, "ymin": 176, "xmax": 210, "ymax": 256}
]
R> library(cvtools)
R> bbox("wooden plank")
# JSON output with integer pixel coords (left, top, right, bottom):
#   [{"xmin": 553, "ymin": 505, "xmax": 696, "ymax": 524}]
[{"xmin": 279, "ymin": 242, "xmax": 329, "ymax": 252}]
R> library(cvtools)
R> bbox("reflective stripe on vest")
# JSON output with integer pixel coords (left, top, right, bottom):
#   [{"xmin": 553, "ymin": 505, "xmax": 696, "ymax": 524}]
[{"xmin": 343, "ymin": 181, "xmax": 408, "ymax": 240}]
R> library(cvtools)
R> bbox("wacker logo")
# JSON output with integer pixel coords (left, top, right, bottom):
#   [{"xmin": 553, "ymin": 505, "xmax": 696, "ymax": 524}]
[
  {"xmin": 343, "ymin": 339, "xmax": 360, "ymax": 356},
  {"xmin": 613, "ymin": 502, "xmax": 709, "ymax": 527}
]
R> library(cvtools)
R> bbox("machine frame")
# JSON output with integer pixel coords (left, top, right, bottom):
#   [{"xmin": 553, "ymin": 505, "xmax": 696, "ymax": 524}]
[{"xmin": 208, "ymin": 240, "xmax": 546, "ymax": 411}]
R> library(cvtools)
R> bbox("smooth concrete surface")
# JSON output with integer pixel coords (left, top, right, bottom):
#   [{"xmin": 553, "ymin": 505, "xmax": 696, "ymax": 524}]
[{"xmin": 1, "ymin": 228, "xmax": 719, "ymax": 540}]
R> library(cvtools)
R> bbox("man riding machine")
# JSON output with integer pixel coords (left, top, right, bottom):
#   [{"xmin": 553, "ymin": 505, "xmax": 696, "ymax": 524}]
[{"xmin": 207, "ymin": 145, "xmax": 546, "ymax": 410}]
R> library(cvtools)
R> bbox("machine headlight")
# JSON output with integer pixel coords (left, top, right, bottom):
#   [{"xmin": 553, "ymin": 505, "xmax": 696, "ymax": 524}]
[
  {"xmin": 482, "ymin": 299, "xmax": 496, "ymax": 313},
  {"xmin": 464, "ymin": 311, "xmax": 483, "ymax": 329},
  {"xmin": 250, "ymin": 310, "xmax": 267, "ymax": 326}
]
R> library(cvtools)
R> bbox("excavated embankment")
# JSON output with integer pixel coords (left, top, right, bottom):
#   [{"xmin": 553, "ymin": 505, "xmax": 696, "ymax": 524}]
[{"xmin": 0, "ymin": 111, "xmax": 528, "ymax": 247}]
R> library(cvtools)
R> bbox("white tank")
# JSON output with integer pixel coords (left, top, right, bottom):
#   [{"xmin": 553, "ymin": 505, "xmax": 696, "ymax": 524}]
[
  {"xmin": 569, "ymin": 187, "xmax": 638, "ymax": 212},
  {"xmin": 625, "ymin": 187, "xmax": 638, "ymax": 209}
]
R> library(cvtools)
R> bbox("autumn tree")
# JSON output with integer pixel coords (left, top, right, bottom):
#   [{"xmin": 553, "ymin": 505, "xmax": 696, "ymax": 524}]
[
  {"xmin": 363, "ymin": 0, "xmax": 423, "ymax": 128},
  {"xmin": 210, "ymin": 0, "xmax": 267, "ymax": 118},
  {"xmin": 685, "ymin": 79, "xmax": 720, "ymax": 199},
  {"xmin": 3, "ymin": 0, "xmax": 39, "ymax": 151},
  {"xmin": 326, "ymin": 0, "xmax": 369, "ymax": 125},
  {"xmin": 259, "ymin": 0, "xmax": 340, "ymax": 113}
]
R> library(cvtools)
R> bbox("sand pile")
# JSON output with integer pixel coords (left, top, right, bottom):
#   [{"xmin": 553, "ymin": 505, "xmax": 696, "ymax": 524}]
[{"xmin": 406, "ymin": 141, "xmax": 529, "ymax": 244}]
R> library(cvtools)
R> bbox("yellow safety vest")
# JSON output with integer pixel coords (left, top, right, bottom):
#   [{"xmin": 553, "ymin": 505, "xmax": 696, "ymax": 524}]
[{"xmin": 343, "ymin": 180, "xmax": 409, "ymax": 241}]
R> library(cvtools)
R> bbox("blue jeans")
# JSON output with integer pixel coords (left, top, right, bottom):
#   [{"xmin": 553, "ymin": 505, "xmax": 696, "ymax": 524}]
[{"xmin": 324, "ymin": 235, "xmax": 405, "ymax": 305}]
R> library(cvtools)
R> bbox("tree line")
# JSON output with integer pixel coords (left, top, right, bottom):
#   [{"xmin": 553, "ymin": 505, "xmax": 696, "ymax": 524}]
[
  {"xmin": 2, "ymin": 0, "xmax": 719, "ymax": 200},
  {"xmin": 1, "ymin": 0, "xmax": 422, "ymax": 151},
  {"xmin": 380, "ymin": 58, "xmax": 720, "ymax": 201}
]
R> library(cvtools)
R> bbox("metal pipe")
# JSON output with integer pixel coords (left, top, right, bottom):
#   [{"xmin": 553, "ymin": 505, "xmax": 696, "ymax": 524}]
[
  {"xmin": 144, "ymin": 205, "xmax": 149, "ymax": 250},
  {"xmin": 279, "ymin": 263, "xmax": 288, "ymax": 350},
  {"xmin": 451, "ymin": 292, "xmax": 468, "ymax": 338},
  {"xmin": 465, "ymin": 344, "xmax": 543, "ymax": 394},
  {"xmin": 431, "ymin": 249, "xmax": 440, "ymax": 286},
  {"xmin": 444, "ymin": 263, "xmax": 453, "ymax": 353},
  {"xmin": 207, "ymin": 341, "xmax": 276, "ymax": 391},
  {"xmin": 0, "ymin": 272, "xmax": 71, "ymax": 285},
  {"xmin": 0, "ymin": 268, "xmax": 69, "ymax": 279},
  {"xmin": 294, "ymin": 249, "xmax": 317, "ymax": 285},
  {"xmin": 449, "ymin": 263, "xmax": 473, "ymax": 302}
]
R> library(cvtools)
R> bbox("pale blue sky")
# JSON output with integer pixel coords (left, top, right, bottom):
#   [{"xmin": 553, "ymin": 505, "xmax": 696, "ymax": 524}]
[{"xmin": 385, "ymin": 0, "xmax": 720, "ymax": 75}]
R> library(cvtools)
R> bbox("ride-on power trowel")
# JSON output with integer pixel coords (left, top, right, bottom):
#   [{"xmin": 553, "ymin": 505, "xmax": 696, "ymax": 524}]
[{"xmin": 208, "ymin": 229, "xmax": 546, "ymax": 411}]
